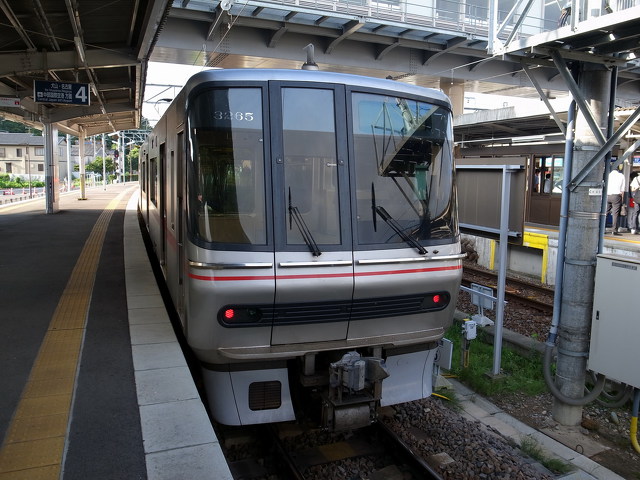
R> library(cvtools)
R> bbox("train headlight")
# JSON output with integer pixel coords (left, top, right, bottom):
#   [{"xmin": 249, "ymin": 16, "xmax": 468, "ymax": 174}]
[{"xmin": 218, "ymin": 306, "xmax": 264, "ymax": 326}]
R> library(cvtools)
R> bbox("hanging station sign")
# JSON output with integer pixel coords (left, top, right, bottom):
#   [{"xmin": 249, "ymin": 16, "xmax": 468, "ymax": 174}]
[
  {"xmin": 33, "ymin": 80, "xmax": 90, "ymax": 105},
  {"xmin": 0, "ymin": 97, "xmax": 20, "ymax": 107}
]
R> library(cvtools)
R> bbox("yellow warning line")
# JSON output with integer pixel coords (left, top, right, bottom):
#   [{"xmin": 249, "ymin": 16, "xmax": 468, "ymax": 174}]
[{"xmin": 0, "ymin": 190, "xmax": 131, "ymax": 480}]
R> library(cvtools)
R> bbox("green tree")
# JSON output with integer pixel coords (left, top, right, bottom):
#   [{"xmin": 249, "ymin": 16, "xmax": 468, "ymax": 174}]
[
  {"xmin": 140, "ymin": 117, "xmax": 152, "ymax": 131},
  {"xmin": 85, "ymin": 156, "xmax": 116, "ymax": 175},
  {"xmin": 127, "ymin": 146, "xmax": 140, "ymax": 174}
]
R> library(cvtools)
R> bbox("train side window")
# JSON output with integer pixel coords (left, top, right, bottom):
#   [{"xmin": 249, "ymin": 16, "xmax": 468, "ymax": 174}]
[
  {"xmin": 536, "ymin": 155, "xmax": 563, "ymax": 195},
  {"xmin": 150, "ymin": 157, "xmax": 158, "ymax": 206},
  {"xmin": 551, "ymin": 157, "xmax": 564, "ymax": 194},
  {"xmin": 140, "ymin": 161, "xmax": 146, "ymax": 193},
  {"xmin": 187, "ymin": 87, "xmax": 267, "ymax": 246}
]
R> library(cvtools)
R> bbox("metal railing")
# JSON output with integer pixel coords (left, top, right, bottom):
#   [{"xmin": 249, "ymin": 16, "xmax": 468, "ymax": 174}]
[
  {"xmin": 243, "ymin": 0, "xmax": 640, "ymax": 50},
  {"xmin": 246, "ymin": 0, "xmax": 544, "ymax": 39}
]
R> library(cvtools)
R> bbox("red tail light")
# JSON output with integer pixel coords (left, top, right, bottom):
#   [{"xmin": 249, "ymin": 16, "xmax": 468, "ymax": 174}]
[{"xmin": 218, "ymin": 306, "xmax": 265, "ymax": 325}]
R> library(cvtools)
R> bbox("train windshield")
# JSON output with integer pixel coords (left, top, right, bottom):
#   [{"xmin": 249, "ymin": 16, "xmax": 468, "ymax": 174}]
[
  {"xmin": 351, "ymin": 92, "xmax": 457, "ymax": 245},
  {"xmin": 187, "ymin": 87, "xmax": 267, "ymax": 246},
  {"xmin": 281, "ymin": 87, "xmax": 341, "ymax": 250},
  {"xmin": 186, "ymin": 83, "xmax": 456, "ymax": 251}
]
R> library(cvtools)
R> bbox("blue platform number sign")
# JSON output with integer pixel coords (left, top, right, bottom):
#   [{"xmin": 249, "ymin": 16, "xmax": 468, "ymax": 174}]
[{"xmin": 34, "ymin": 80, "xmax": 90, "ymax": 106}]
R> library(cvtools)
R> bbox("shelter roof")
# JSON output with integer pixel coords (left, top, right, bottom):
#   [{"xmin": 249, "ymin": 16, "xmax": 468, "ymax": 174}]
[{"xmin": 0, "ymin": 0, "xmax": 170, "ymax": 136}]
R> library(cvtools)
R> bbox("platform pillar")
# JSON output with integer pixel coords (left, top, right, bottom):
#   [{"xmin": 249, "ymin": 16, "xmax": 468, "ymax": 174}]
[
  {"xmin": 440, "ymin": 78, "xmax": 465, "ymax": 117},
  {"xmin": 552, "ymin": 63, "xmax": 610, "ymax": 426},
  {"xmin": 43, "ymin": 122, "xmax": 59, "ymax": 214}
]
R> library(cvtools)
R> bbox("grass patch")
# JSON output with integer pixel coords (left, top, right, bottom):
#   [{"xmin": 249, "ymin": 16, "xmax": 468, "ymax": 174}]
[
  {"xmin": 443, "ymin": 322, "xmax": 547, "ymax": 398},
  {"xmin": 520, "ymin": 435, "xmax": 573, "ymax": 474},
  {"xmin": 432, "ymin": 387, "xmax": 463, "ymax": 412}
]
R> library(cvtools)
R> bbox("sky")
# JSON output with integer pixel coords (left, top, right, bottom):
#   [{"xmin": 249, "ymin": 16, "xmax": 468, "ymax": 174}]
[{"xmin": 143, "ymin": 62, "xmax": 214, "ymax": 125}]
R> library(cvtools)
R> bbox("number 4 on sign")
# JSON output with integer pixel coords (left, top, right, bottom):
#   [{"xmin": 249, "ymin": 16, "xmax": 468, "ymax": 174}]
[{"xmin": 76, "ymin": 85, "xmax": 88, "ymax": 104}]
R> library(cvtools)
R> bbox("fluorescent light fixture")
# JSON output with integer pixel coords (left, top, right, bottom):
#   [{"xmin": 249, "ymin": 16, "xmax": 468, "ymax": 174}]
[{"xmin": 512, "ymin": 135, "xmax": 545, "ymax": 143}]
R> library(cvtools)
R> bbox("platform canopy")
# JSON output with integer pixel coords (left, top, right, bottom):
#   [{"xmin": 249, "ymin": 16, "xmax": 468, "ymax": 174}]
[
  {"xmin": 152, "ymin": 1, "xmax": 640, "ymax": 105},
  {"xmin": 0, "ymin": 0, "xmax": 171, "ymax": 136}
]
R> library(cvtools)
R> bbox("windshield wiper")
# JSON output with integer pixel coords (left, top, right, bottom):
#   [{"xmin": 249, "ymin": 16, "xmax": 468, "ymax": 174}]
[
  {"xmin": 374, "ymin": 205, "xmax": 427, "ymax": 255},
  {"xmin": 288, "ymin": 188, "xmax": 321, "ymax": 257}
]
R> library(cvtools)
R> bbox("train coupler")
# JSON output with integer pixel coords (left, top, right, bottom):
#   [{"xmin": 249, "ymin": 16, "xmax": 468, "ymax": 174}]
[{"xmin": 321, "ymin": 351, "xmax": 390, "ymax": 431}]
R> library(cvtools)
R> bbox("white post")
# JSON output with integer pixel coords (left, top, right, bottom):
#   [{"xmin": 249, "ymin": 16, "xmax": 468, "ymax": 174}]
[
  {"xmin": 79, "ymin": 131, "xmax": 87, "ymax": 199},
  {"xmin": 121, "ymin": 132, "xmax": 126, "ymax": 183},
  {"xmin": 491, "ymin": 166, "xmax": 513, "ymax": 376},
  {"xmin": 66, "ymin": 134, "xmax": 72, "ymax": 191},
  {"xmin": 102, "ymin": 133, "xmax": 106, "ymax": 189}
]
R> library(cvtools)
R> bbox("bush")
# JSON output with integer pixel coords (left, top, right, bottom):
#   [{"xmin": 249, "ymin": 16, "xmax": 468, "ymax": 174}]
[{"xmin": 0, "ymin": 174, "xmax": 45, "ymax": 188}]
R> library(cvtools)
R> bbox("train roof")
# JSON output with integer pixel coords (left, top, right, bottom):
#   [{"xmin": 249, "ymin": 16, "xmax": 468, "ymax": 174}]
[{"xmin": 182, "ymin": 68, "xmax": 451, "ymax": 108}]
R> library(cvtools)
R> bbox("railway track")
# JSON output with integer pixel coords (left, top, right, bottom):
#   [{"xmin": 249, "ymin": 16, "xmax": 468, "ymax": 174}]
[
  {"xmin": 224, "ymin": 421, "xmax": 444, "ymax": 480},
  {"xmin": 462, "ymin": 264, "xmax": 555, "ymax": 314}
]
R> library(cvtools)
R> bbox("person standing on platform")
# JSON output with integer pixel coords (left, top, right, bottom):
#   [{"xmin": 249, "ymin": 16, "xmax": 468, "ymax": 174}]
[
  {"xmin": 606, "ymin": 165, "xmax": 625, "ymax": 235},
  {"xmin": 533, "ymin": 168, "xmax": 541, "ymax": 193},
  {"xmin": 629, "ymin": 171, "xmax": 640, "ymax": 235}
]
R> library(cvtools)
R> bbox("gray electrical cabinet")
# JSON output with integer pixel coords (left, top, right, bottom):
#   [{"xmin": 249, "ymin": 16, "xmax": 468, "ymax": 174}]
[{"xmin": 588, "ymin": 254, "xmax": 640, "ymax": 388}]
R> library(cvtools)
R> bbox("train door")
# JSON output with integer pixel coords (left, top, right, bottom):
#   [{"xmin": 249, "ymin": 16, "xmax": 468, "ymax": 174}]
[
  {"xmin": 176, "ymin": 131, "xmax": 185, "ymax": 323},
  {"xmin": 159, "ymin": 143, "xmax": 167, "ymax": 268},
  {"xmin": 269, "ymin": 83, "xmax": 353, "ymax": 345},
  {"xmin": 140, "ymin": 157, "xmax": 148, "ymax": 225},
  {"xmin": 166, "ymin": 146, "xmax": 179, "ymax": 302}
]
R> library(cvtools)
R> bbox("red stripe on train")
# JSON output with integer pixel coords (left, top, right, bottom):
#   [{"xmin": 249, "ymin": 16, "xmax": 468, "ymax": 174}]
[{"xmin": 188, "ymin": 264, "xmax": 461, "ymax": 282}]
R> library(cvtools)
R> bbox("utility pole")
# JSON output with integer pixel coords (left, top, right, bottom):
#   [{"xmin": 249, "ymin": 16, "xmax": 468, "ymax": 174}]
[{"xmin": 552, "ymin": 63, "xmax": 610, "ymax": 425}]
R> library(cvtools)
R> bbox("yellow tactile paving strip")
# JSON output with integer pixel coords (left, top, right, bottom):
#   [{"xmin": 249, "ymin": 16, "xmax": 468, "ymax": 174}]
[{"xmin": 0, "ymin": 189, "xmax": 131, "ymax": 479}]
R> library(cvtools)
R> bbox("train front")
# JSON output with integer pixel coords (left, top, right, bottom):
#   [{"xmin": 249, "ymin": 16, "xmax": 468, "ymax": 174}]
[{"xmin": 183, "ymin": 71, "xmax": 463, "ymax": 428}]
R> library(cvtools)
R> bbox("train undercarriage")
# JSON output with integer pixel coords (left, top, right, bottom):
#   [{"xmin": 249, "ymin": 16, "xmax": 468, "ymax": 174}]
[{"xmin": 203, "ymin": 344, "xmax": 442, "ymax": 431}]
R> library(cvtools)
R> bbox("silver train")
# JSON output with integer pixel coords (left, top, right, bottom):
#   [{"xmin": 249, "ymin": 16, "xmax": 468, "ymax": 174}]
[{"xmin": 139, "ymin": 68, "xmax": 464, "ymax": 430}]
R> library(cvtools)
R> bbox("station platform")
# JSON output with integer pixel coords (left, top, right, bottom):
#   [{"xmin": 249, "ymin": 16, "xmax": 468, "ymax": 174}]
[
  {"xmin": 0, "ymin": 184, "xmax": 627, "ymax": 479},
  {"xmin": 0, "ymin": 184, "xmax": 232, "ymax": 480},
  {"xmin": 465, "ymin": 223, "xmax": 640, "ymax": 286}
]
